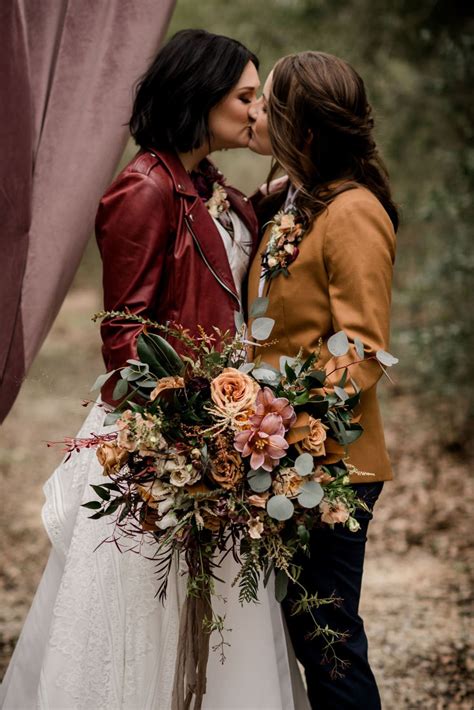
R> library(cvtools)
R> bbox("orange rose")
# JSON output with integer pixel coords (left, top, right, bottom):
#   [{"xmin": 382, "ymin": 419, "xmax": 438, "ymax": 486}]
[
  {"xmin": 150, "ymin": 376, "xmax": 185, "ymax": 401},
  {"xmin": 210, "ymin": 368, "xmax": 260, "ymax": 413},
  {"xmin": 96, "ymin": 442, "xmax": 128, "ymax": 476},
  {"xmin": 200, "ymin": 507, "xmax": 223, "ymax": 532},
  {"xmin": 296, "ymin": 417, "xmax": 329, "ymax": 457},
  {"xmin": 208, "ymin": 449, "xmax": 244, "ymax": 490}
]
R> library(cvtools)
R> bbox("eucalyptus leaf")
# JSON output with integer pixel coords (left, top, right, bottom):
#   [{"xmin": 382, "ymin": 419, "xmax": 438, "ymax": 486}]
[
  {"xmin": 239, "ymin": 363, "xmax": 255, "ymax": 374},
  {"xmin": 294, "ymin": 453, "xmax": 314, "ymax": 476},
  {"xmin": 376, "ymin": 350, "xmax": 399, "ymax": 367},
  {"xmin": 251, "ymin": 317, "xmax": 275, "ymax": 341},
  {"xmin": 248, "ymin": 469, "xmax": 272, "ymax": 493},
  {"xmin": 126, "ymin": 358, "xmax": 146, "ymax": 368},
  {"xmin": 275, "ymin": 569, "xmax": 289, "ymax": 602},
  {"xmin": 120, "ymin": 368, "xmax": 144, "ymax": 382},
  {"xmin": 103, "ymin": 412, "xmax": 121, "ymax": 427},
  {"xmin": 90, "ymin": 370, "xmax": 115, "ymax": 392},
  {"xmin": 234, "ymin": 310, "xmax": 245, "ymax": 331},
  {"xmin": 297, "ymin": 481, "xmax": 324, "ymax": 508},
  {"xmin": 267, "ymin": 495, "xmax": 294, "ymax": 521},
  {"xmin": 112, "ymin": 378, "xmax": 129, "ymax": 401},
  {"xmin": 334, "ymin": 386, "xmax": 349, "ymax": 401},
  {"xmin": 327, "ymin": 331, "xmax": 350, "ymax": 357},
  {"xmin": 249, "ymin": 296, "xmax": 269, "ymax": 318},
  {"xmin": 252, "ymin": 366, "xmax": 280, "ymax": 385},
  {"xmin": 354, "ymin": 337, "xmax": 365, "ymax": 359}
]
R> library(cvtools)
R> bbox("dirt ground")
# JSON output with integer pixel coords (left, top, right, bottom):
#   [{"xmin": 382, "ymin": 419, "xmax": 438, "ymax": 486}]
[{"xmin": 0, "ymin": 285, "xmax": 472, "ymax": 709}]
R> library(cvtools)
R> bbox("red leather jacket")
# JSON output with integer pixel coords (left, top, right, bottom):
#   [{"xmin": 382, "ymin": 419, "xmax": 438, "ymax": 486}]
[{"xmin": 95, "ymin": 149, "xmax": 258, "ymax": 399}]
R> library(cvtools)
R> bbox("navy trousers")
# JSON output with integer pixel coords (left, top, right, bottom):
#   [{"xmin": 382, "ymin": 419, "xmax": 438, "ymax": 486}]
[{"xmin": 282, "ymin": 483, "xmax": 383, "ymax": 710}]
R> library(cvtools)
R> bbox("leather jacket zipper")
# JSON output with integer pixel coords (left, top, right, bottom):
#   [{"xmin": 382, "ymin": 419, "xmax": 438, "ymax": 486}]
[{"xmin": 184, "ymin": 216, "xmax": 240, "ymax": 306}]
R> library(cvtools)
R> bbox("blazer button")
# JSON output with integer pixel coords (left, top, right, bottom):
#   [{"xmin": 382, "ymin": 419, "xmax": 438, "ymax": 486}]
[
  {"xmin": 177, "ymin": 183, "xmax": 183, "ymax": 190},
  {"xmin": 243, "ymin": 196, "xmax": 248, "ymax": 202},
  {"xmin": 189, "ymin": 214, "xmax": 194, "ymax": 221}
]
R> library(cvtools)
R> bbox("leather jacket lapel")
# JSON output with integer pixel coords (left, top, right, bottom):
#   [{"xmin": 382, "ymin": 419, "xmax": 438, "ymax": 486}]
[{"xmin": 184, "ymin": 197, "xmax": 240, "ymax": 303}]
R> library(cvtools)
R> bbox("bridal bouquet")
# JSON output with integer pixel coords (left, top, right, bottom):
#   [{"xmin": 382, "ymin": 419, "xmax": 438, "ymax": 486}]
[{"xmin": 64, "ymin": 300, "xmax": 396, "ymax": 703}]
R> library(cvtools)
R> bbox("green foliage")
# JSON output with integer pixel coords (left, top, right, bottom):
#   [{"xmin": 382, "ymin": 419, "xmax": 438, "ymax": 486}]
[{"xmin": 236, "ymin": 543, "xmax": 261, "ymax": 604}]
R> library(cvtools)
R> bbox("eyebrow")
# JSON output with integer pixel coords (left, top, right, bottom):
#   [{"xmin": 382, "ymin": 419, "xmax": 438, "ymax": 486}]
[{"xmin": 237, "ymin": 85, "xmax": 260, "ymax": 91}]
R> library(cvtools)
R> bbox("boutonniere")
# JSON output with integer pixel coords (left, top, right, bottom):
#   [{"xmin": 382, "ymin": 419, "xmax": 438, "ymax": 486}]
[
  {"xmin": 206, "ymin": 183, "xmax": 230, "ymax": 219},
  {"xmin": 261, "ymin": 205, "xmax": 307, "ymax": 281}
]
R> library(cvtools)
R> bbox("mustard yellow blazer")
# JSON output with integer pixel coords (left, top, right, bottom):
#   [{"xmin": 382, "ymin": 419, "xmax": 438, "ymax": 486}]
[{"xmin": 248, "ymin": 186, "xmax": 396, "ymax": 483}]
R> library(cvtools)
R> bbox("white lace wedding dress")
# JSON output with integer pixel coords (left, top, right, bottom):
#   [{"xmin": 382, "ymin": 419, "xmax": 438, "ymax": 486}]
[{"xmin": 0, "ymin": 213, "xmax": 310, "ymax": 710}]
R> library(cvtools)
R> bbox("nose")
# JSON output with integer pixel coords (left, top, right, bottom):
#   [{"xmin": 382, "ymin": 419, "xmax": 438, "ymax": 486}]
[{"xmin": 248, "ymin": 100, "xmax": 258, "ymax": 123}]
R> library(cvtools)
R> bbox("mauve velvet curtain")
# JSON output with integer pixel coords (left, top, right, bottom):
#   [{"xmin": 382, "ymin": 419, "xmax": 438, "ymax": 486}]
[{"xmin": 0, "ymin": 0, "xmax": 176, "ymax": 422}]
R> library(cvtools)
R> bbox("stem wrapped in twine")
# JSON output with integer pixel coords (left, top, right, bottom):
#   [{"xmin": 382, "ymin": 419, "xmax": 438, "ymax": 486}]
[{"xmin": 171, "ymin": 591, "xmax": 211, "ymax": 710}]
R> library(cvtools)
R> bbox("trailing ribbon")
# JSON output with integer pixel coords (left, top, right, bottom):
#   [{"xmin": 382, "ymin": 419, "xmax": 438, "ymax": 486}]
[{"xmin": 171, "ymin": 591, "xmax": 212, "ymax": 710}]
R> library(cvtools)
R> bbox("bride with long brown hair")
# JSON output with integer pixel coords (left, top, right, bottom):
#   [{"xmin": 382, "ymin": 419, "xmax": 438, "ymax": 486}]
[{"xmin": 248, "ymin": 51, "xmax": 398, "ymax": 709}]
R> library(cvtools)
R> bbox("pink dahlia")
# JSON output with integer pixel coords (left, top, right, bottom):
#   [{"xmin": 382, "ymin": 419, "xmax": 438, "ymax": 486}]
[
  {"xmin": 234, "ymin": 413, "xmax": 288, "ymax": 472},
  {"xmin": 250, "ymin": 387, "xmax": 296, "ymax": 431}
]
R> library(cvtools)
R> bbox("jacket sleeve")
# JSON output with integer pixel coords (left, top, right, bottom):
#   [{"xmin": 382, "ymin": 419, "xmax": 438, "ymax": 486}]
[
  {"xmin": 322, "ymin": 196, "xmax": 396, "ymax": 394},
  {"xmin": 95, "ymin": 171, "xmax": 174, "ymax": 383}
]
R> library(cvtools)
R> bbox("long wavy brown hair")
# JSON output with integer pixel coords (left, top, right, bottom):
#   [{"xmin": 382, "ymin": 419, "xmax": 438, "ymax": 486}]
[{"xmin": 264, "ymin": 51, "xmax": 399, "ymax": 231}]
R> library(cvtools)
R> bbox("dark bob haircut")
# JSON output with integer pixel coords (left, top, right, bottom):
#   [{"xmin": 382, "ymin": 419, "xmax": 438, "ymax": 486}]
[{"xmin": 129, "ymin": 29, "xmax": 259, "ymax": 153}]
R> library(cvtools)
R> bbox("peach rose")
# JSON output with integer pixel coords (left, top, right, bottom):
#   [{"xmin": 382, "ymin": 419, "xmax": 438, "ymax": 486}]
[
  {"xmin": 248, "ymin": 492, "xmax": 270, "ymax": 508},
  {"xmin": 319, "ymin": 499, "xmax": 350, "ymax": 525},
  {"xmin": 96, "ymin": 442, "xmax": 128, "ymax": 476},
  {"xmin": 150, "ymin": 376, "xmax": 185, "ymax": 401},
  {"xmin": 297, "ymin": 417, "xmax": 329, "ymax": 457},
  {"xmin": 210, "ymin": 368, "xmax": 260, "ymax": 413}
]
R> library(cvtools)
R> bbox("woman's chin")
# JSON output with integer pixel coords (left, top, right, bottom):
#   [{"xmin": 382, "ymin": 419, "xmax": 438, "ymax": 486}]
[{"xmin": 248, "ymin": 135, "xmax": 272, "ymax": 156}]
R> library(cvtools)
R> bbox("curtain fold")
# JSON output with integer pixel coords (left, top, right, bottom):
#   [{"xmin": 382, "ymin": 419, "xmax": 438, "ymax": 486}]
[{"xmin": 0, "ymin": 0, "xmax": 176, "ymax": 422}]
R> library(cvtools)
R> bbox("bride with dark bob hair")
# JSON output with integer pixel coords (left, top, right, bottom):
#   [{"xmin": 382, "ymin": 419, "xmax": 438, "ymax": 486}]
[
  {"xmin": 99, "ymin": 29, "xmax": 261, "ymax": 403},
  {"xmin": 248, "ymin": 50, "xmax": 398, "ymax": 709},
  {"xmin": 1, "ymin": 30, "xmax": 309, "ymax": 710}
]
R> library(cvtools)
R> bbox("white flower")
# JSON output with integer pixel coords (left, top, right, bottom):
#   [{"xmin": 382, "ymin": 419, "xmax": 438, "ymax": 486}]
[
  {"xmin": 347, "ymin": 517, "xmax": 361, "ymax": 532},
  {"xmin": 168, "ymin": 461, "xmax": 201, "ymax": 488},
  {"xmin": 157, "ymin": 497, "xmax": 174, "ymax": 516},
  {"xmin": 284, "ymin": 243, "xmax": 295, "ymax": 255},
  {"xmin": 156, "ymin": 513, "xmax": 178, "ymax": 530},
  {"xmin": 267, "ymin": 256, "xmax": 278, "ymax": 268},
  {"xmin": 169, "ymin": 466, "xmax": 193, "ymax": 487},
  {"xmin": 150, "ymin": 480, "xmax": 174, "ymax": 500},
  {"xmin": 247, "ymin": 516, "xmax": 264, "ymax": 539}
]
